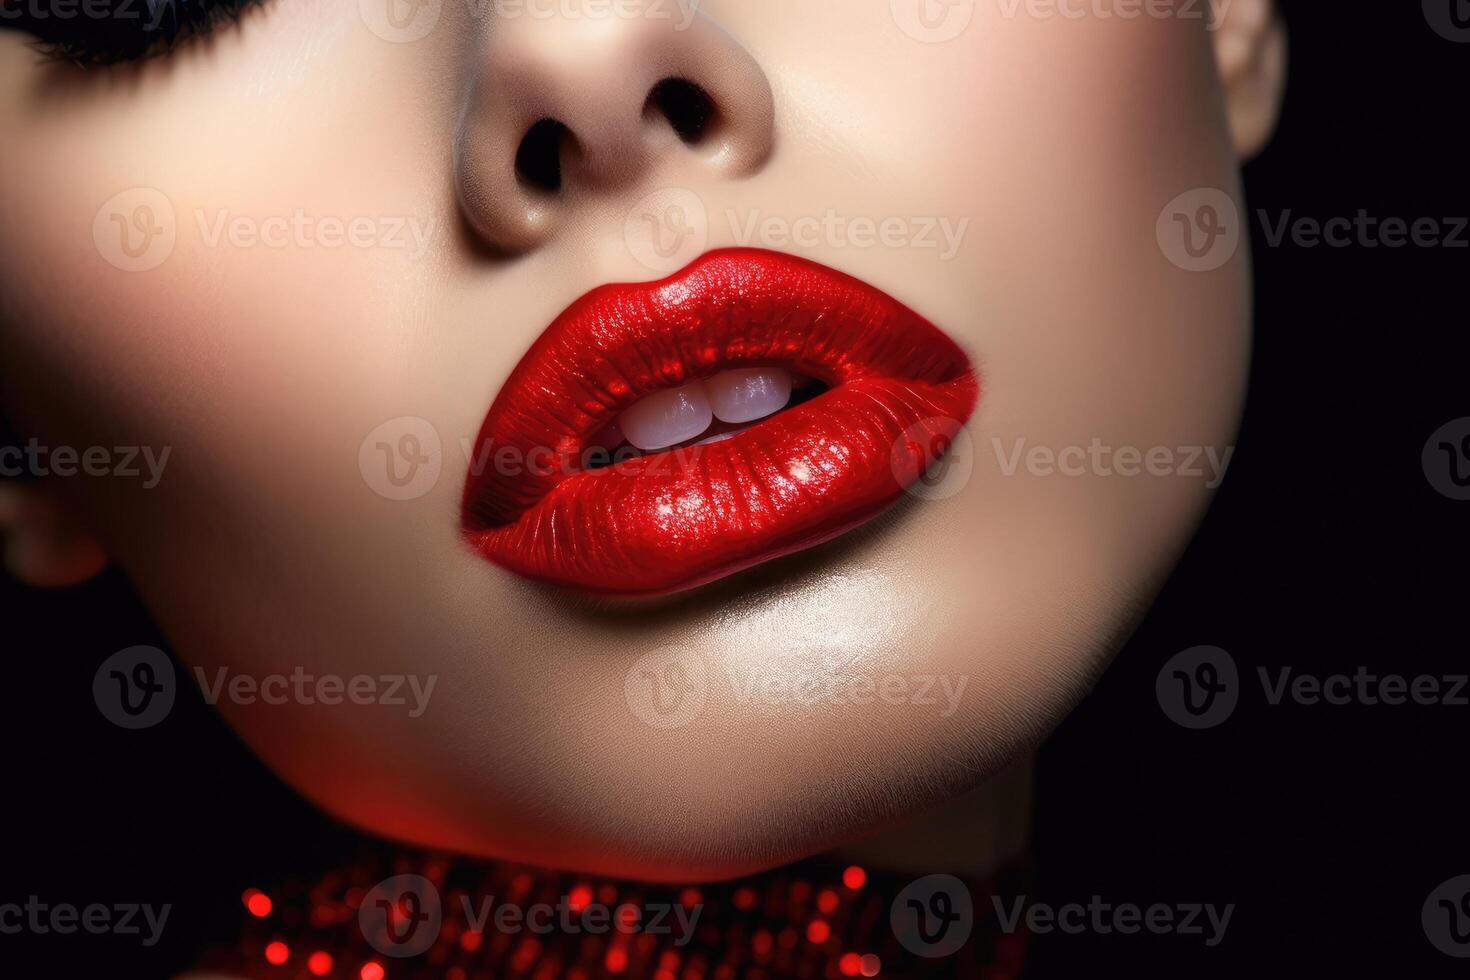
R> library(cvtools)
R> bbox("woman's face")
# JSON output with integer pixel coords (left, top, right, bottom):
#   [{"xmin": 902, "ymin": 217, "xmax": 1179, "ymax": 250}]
[{"xmin": 0, "ymin": 1, "xmax": 1256, "ymax": 878}]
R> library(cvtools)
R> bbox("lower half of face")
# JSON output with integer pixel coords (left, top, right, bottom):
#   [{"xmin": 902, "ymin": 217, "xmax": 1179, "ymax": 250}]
[{"xmin": 0, "ymin": 1, "xmax": 1248, "ymax": 878}]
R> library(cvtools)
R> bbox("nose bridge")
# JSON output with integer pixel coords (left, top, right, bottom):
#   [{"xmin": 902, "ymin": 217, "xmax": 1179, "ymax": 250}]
[
  {"xmin": 453, "ymin": 6, "xmax": 775, "ymax": 256},
  {"xmin": 492, "ymin": 15, "xmax": 665, "ymax": 181},
  {"xmin": 509, "ymin": 11, "xmax": 667, "ymax": 91}
]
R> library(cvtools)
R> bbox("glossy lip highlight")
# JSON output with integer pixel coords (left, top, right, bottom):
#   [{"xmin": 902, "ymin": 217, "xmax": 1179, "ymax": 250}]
[{"xmin": 462, "ymin": 248, "xmax": 978, "ymax": 596}]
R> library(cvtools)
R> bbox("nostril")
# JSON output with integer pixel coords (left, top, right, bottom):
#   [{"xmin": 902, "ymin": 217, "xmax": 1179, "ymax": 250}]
[
  {"xmin": 646, "ymin": 77, "xmax": 718, "ymax": 145},
  {"xmin": 515, "ymin": 118, "xmax": 570, "ymax": 193}
]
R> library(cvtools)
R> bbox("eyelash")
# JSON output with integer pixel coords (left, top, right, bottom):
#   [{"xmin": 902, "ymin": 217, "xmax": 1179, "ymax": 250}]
[{"xmin": 1, "ymin": 0, "xmax": 265, "ymax": 66}]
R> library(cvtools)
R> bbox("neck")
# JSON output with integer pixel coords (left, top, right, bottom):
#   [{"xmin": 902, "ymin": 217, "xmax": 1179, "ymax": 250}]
[{"xmin": 830, "ymin": 752, "xmax": 1034, "ymax": 877}]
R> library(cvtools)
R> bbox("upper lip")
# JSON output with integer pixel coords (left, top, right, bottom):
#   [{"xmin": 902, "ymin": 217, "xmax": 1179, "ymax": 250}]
[{"xmin": 462, "ymin": 248, "xmax": 978, "ymax": 596}]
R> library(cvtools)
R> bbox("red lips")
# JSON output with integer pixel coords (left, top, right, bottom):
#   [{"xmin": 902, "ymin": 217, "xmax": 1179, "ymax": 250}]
[{"xmin": 462, "ymin": 249, "xmax": 977, "ymax": 595}]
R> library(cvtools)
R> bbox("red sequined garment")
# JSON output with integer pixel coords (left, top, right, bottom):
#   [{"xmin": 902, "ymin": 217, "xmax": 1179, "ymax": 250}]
[{"xmin": 201, "ymin": 848, "xmax": 1030, "ymax": 979}]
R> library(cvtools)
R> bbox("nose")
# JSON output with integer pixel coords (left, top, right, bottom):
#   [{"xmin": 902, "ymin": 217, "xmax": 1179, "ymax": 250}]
[{"xmin": 454, "ymin": 4, "xmax": 775, "ymax": 255}]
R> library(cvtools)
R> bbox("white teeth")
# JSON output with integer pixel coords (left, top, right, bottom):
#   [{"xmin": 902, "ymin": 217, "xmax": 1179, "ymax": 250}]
[
  {"xmin": 706, "ymin": 368, "xmax": 792, "ymax": 425},
  {"xmin": 619, "ymin": 380, "xmax": 713, "ymax": 452},
  {"xmin": 617, "ymin": 368, "xmax": 797, "ymax": 452}
]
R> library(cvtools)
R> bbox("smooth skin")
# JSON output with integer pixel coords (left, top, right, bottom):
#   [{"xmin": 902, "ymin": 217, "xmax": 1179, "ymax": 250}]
[{"xmin": 0, "ymin": 0, "xmax": 1284, "ymax": 880}]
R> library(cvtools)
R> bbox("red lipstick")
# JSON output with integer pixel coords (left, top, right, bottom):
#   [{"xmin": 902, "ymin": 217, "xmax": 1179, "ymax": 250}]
[{"xmin": 462, "ymin": 249, "xmax": 977, "ymax": 596}]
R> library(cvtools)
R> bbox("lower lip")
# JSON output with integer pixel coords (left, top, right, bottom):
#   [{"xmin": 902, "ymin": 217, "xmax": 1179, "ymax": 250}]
[{"xmin": 463, "ymin": 250, "xmax": 978, "ymax": 597}]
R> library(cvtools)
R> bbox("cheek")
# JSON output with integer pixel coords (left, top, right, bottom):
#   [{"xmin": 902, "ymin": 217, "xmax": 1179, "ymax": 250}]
[
  {"xmin": 0, "ymin": 2, "xmax": 1250, "ymax": 877},
  {"xmin": 0, "ymin": 0, "xmax": 465, "ymax": 571},
  {"xmin": 944, "ymin": 15, "xmax": 1249, "ymax": 592},
  {"xmin": 724, "ymin": 8, "xmax": 1249, "ymax": 652}
]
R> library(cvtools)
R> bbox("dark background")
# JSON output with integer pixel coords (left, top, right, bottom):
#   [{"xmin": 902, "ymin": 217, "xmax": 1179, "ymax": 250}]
[
  {"xmin": 1033, "ymin": 1, "xmax": 1469, "ymax": 975},
  {"xmin": 2, "ymin": 3, "xmax": 1465, "ymax": 976}
]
